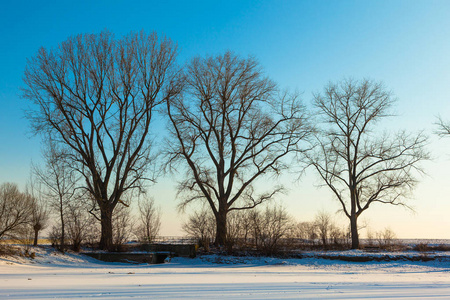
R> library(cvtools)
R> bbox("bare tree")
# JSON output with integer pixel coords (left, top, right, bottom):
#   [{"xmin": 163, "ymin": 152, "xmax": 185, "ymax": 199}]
[
  {"xmin": 436, "ymin": 117, "xmax": 450, "ymax": 136},
  {"xmin": 226, "ymin": 210, "xmax": 251, "ymax": 248},
  {"xmin": 328, "ymin": 224, "xmax": 349, "ymax": 247},
  {"xmin": 249, "ymin": 205, "xmax": 294, "ymax": 255},
  {"xmin": 313, "ymin": 211, "xmax": 332, "ymax": 247},
  {"xmin": 65, "ymin": 201, "xmax": 97, "ymax": 251},
  {"xmin": 0, "ymin": 183, "xmax": 33, "ymax": 240},
  {"xmin": 25, "ymin": 174, "xmax": 50, "ymax": 247},
  {"xmin": 183, "ymin": 209, "xmax": 216, "ymax": 250},
  {"xmin": 136, "ymin": 197, "xmax": 161, "ymax": 243},
  {"xmin": 375, "ymin": 227, "xmax": 397, "ymax": 250},
  {"xmin": 295, "ymin": 221, "xmax": 317, "ymax": 244},
  {"xmin": 309, "ymin": 79, "xmax": 429, "ymax": 249},
  {"xmin": 28, "ymin": 192, "xmax": 49, "ymax": 247},
  {"xmin": 112, "ymin": 204, "xmax": 135, "ymax": 251},
  {"xmin": 33, "ymin": 141, "xmax": 79, "ymax": 252},
  {"xmin": 23, "ymin": 30, "xmax": 178, "ymax": 250},
  {"xmin": 166, "ymin": 52, "xmax": 312, "ymax": 246}
]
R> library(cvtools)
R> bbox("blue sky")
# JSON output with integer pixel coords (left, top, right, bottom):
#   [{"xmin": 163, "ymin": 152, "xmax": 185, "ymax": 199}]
[{"xmin": 1, "ymin": 0, "xmax": 450, "ymax": 237}]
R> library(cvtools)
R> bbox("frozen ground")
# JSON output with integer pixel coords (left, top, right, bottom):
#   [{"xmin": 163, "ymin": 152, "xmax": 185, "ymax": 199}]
[{"xmin": 1, "ymin": 247, "xmax": 450, "ymax": 299}]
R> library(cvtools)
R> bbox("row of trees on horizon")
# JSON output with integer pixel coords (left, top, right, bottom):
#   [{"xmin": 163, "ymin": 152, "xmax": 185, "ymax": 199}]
[{"xmin": 3, "ymin": 30, "xmax": 449, "ymax": 251}]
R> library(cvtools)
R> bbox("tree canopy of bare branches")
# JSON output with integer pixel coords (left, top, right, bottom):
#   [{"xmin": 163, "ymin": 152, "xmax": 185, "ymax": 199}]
[
  {"xmin": 435, "ymin": 117, "xmax": 450, "ymax": 137},
  {"xmin": 309, "ymin": 79, "xmax": 429, "ymax": 249},
  {"xmin": 0, "ymin": 183, "xmax": 33, "ymax": 240},
  {"xmin": 166, "ymin": 52, "xmax": 312, "ymax": 246},
  {"xmin": 23, "ymin": 30, "xmax": 178, "ymax": 250}
]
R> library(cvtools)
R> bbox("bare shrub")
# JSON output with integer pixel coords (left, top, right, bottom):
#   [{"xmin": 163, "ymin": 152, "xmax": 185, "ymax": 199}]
[
  {"xmin": 435, "ymin": 244, "xmax": 450, "ymax": 251},
  {"xmin": 49, "ymin": 205, "xmax": 97, "ymax": 252},
  {"xmin": 225, "ymin": 211, "xmax": 243, "ymax": 250},
  {"xmin": 293, "ymin": 214, "xmax": 349, "ymax": 250},
  {"xmin": 65, "ymin": 203, "xmax": 96, "ymax": 252},
  {"xmin": 136, "ymin": 197, "xmax": 161, "ymax": 243},
  {"xmin": 183, "ymin": 209, "xmax": 215, "ymax": 251},
  {"xmin": 329, "ymin": 225, "xmax": 350, "ymax": 248},
  {"xmin": 413, "ymin": 243, "xmax": 430, "ymax": 252},
  {"xmin": 112, "ymin": 205, "xmax": 135, "ymax": 252},
  {"xmin": 366, "ymin": 229, "xmax": 376, "ymax": 247},
  {"xmin": 413, "ymin": 243, "xmax": 450, "ymax": 252},
  {"xmin": 0, "ymin": 244, "xmax": 22, "ymax": 257},
  {"xmin": 294, "ymin": 221, "xmax": 317, "ymax": 245},
  {"xmin": 227, "ymin": 210, "xmax": 255, "ymax": 249},
  {"xmin": 375, "ymin": 227, "xmax": 397, "ymax": 250},
  {"xmin": 250, "ymin": 206, "xmax": 294, "ymax": 255},
  {"xmin": 313, "ymin": 211, "xmax": 332, "ymax": 248},
  {"xmin": 83, "ymin": 223, "xmax": 101, "ymax": 248},
  {"xmin": 49, "ymin": 225, "xmax": 62, "ymax": 248}
]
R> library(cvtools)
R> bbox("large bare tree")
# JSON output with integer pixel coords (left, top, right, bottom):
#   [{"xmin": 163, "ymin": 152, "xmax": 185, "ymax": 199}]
[
  {"xmin": 309, "ymin": 79, "xmax": 429, "ymax": 249},
  {"xmin": 23, "ymin": 31, "xmax": 178, "ymax": 250},
  {"xmin": 166, "ymin": 52, "xmax": 312, "ymax": 246}
]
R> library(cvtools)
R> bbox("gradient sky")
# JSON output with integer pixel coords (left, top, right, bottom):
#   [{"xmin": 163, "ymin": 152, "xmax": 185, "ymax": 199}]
[{"xmin": 1, "ymin": 0, "xmax": 450, "ymax": 238}]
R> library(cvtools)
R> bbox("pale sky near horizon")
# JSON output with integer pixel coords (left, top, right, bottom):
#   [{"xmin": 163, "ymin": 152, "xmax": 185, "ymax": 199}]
[{"xmin": 1, "ymin": 0, "xmax": 450, "ymax": 238}]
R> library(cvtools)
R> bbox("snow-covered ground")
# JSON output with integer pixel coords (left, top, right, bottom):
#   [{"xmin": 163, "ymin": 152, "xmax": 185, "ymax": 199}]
[{"xmin": 1, "ymin": 247, "xmax": 450, "ymax": 299}]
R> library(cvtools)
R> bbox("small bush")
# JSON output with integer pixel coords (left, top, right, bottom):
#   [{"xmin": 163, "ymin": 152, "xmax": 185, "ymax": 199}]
[
  {"xmin": 413, "ymin": 243, "xmax": 430, "ymax": 252},
  {"xmin": 435, "ymin": 244, "xmax": 450, "ymax": 251},
  {"xmin": 413, "ymin": 243, "xmax": 450, "ymax": 252},
  {"xmin": 375, "ymin": 227, "xmax": 397, "ymax": 250},
  {"xmin": 183, "ymin": 209, "xmax": 215, "ymax": 252},
  {"xmin": 0, "ymin": 244, "xmax": 22, "ymax": 257}
]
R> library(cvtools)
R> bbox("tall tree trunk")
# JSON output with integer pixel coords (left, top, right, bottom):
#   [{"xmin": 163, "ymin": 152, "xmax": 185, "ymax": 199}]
[
  {"xmin": 33, "ymin": 224, "xmax": 41, "ymax": 246},
  {"xmin": 350, "ymin": 184, "xmax": 359, "ymax": 249},
  {"xmin": 60, "ymin": 212, "xmax": 65, "ymax": 253},
  {"xmin": 99, "ymin": 207, "xmax": 113, "ymax": 251},
  {"xmin": 59, "ymin": 199, "xmax": 65, "ymax": 253},
  {"xmin": 214, "ymin": 208, "xmax": 227, "ymax": 247},
  {"xmin": 350, "ymin": 214, "xmax": 359, "ymax": 249}
]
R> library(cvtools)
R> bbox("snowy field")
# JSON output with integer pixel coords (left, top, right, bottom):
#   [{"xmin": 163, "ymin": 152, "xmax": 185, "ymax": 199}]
[{"xmin": 1, "ymin": 247, "xmax": 450, "ymax": 299}]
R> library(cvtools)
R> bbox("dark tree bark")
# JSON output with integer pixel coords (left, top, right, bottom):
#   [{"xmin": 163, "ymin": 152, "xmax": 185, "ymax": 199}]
[
  {"xmin": 33, "ymin": 223, "xmax": 42, "ymax": 247},
  {"xmin": 350, "ymin": 214, "xmax": 359, "ymax": 249},
  {"xmin": 60, "ymin": 209, "xmax": 65, "ymax": 251},
  {"xmin": 23, "ymin": 31, "xmax": 178, "ymax": 251},
  {"xmin": 166, "ymin": 52, "xmax": 312, "ymax": 247},
  {"xmin": 436, "ymin": 117, "xmax": 450, "ymax": 136},
  {"xmin": 309, "ymin": 79, "xmax": 429, "ymax": 249},
  {"xmin": 100, "ymin": 207, "xmax": 113, "ymax": 250},
  {"xmin": 215, "ymin": 207, "xmax": 228, "ymax": 246}
]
